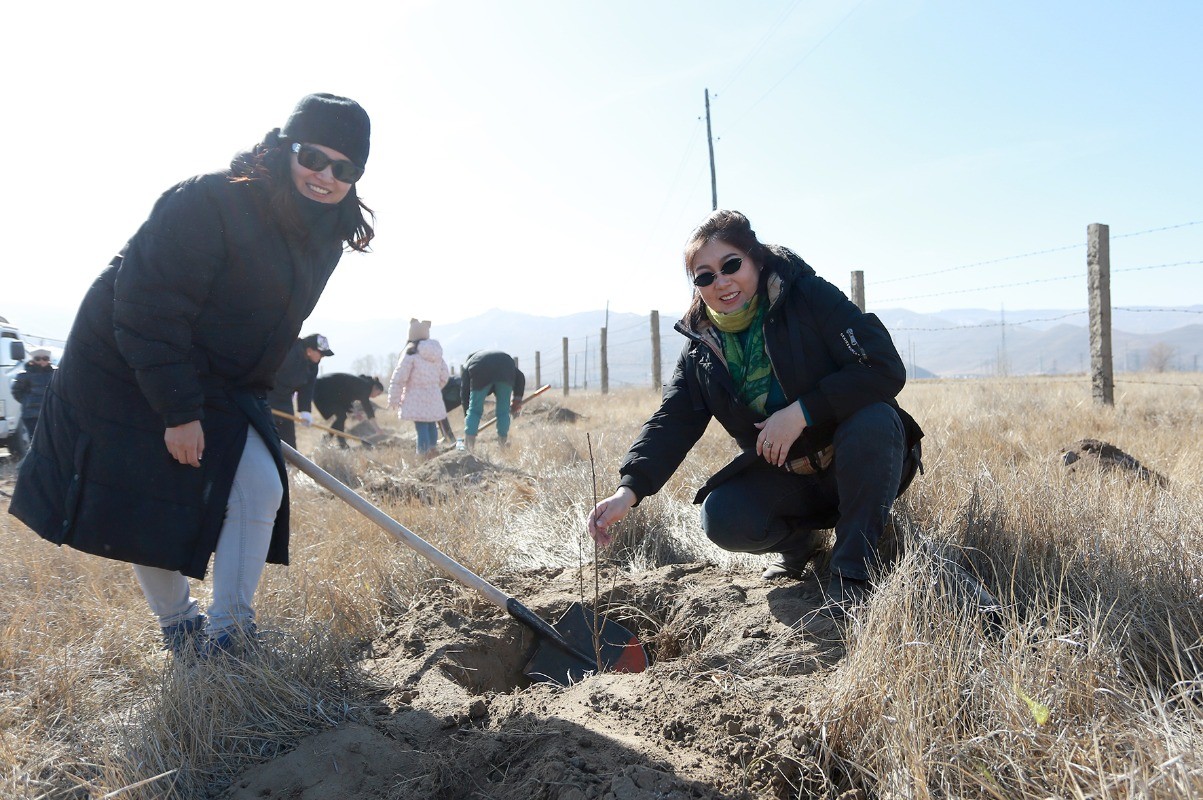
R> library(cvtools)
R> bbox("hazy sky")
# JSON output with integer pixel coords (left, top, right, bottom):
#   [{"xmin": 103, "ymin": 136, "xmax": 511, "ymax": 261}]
[{"xmin": 5, "ymin": 1, "xmax": 1200, "ymax": 343}]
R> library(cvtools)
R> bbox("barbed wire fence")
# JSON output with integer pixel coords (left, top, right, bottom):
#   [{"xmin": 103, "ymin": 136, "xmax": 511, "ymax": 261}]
[
  {"xmin": 500, "ymin": 221, "xmax": 1202, "ymax": 396},
  {"xmin": 16, "ymin": 223, "xmax": 1200, "ymax": 395}
]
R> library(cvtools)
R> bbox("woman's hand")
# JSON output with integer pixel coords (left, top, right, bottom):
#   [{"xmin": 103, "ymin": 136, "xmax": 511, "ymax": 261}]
[
  {"xmin": 587, "ymin": 487, "xmax": 637, "ymax": 548},
  {"xmin": 165, "ymin": 420, "xmax": 205, "ymax": 467},
  {"xmin": 754, "ymin": 402, "xmax": 808, "ymax": 467}
]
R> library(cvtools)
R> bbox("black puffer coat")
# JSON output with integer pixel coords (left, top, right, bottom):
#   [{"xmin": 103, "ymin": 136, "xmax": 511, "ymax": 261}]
[
  {"xmin": 10, "ymin": 169, "xmax": 344, "ymax": 579},
  {"xmin": 11, "ymin": 361, "xmax": 56, "ymax": 422},
  {"xmin": 617, "ymin": 246, "xmax": 923, "ymax": 505}
]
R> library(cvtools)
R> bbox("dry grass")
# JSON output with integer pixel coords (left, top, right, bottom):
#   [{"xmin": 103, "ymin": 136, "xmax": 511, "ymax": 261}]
[{"xmin": 1, "ymin": 375, "xmax": 1202, "ymax": 798}]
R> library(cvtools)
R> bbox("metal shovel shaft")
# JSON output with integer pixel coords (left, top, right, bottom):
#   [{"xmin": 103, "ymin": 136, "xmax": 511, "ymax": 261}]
[{"xmin": 280, "ymin": 443, "xmax": 605, "ymax": 671}]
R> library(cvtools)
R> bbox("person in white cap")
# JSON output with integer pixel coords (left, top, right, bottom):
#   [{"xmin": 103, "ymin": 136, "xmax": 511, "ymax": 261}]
[
  {"xmin": 268, "ymin": 333, "xmax": 334, "ymax": 448},
  {"xmin": 10, "ymin": 347, "xmax": 57, "ymax": 438}
]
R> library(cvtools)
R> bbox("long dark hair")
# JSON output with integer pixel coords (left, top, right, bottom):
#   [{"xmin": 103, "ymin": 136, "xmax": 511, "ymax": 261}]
[
  {"xmin": 682, "ymin": 209, "xmax": 774, "ymax": 328},
  {"xmin": 230, "ymin": 128, "xmax": 375, "ymax": 252}
]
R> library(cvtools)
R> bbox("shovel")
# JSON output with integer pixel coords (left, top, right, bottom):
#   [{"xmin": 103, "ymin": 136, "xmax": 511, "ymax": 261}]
[
  {"xmin": 479, "ymin": 383, "xmax": 552, "ymax": 431},
  {"xmin": 272, "ymin": 409, "xmax": 368, "ymax": 444},
  {"xmin": 281, "ymin": 443, "xmax": 649, "ymax": 686}
]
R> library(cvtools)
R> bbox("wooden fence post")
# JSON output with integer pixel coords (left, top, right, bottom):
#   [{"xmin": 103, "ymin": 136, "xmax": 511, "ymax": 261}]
[
  {"xmin": 850, "ymin": 270, "xmax": 865, "ymax": 312},
  {"xmin": 1087, "ymin": 223, "xmax": 1114, "ymax": 405},
  {"xmin": 600, "ymin": 327, "xmax": 609, "ymax": 394},
  {"xmin": 650, "ymin": 310, "xmax": 662, "ymax": 390},
  {"xmin": 561, "ymin": 337, "xmax": 569, "ymax": 396},
  {"xmin": 534, "ymin": 351, "xmax": 541, "ymax": 389}
]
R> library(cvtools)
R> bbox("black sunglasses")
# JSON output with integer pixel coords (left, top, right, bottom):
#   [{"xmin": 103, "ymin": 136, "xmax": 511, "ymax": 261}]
[
  {"xmin": 692, "ymin": 257, "xmax": 744, "ymax": 288},
  {"xmin": 291, "ymin": 142, "xmax": 364, "ymax": 184}
]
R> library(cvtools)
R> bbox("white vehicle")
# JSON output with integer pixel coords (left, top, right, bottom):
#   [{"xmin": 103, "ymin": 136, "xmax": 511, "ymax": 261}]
[{"xmin": 1, "ymin": 315, "xmax": 32, "ymax": 460}]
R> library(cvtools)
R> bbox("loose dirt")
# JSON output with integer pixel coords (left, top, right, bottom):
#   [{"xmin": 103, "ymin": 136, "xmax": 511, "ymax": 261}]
[{"xmin": 218, "ymin": 562, "xmax": 848, "ymax": 800}]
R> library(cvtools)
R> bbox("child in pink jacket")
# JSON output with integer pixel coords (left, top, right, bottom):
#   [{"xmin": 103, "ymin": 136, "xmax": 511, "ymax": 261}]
[{"xmin": 388, "ymin": 319, "xmax": 450, "ymax": 456}]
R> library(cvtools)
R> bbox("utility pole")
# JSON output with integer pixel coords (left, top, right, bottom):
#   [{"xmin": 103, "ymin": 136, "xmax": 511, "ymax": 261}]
[{"xmin": 705, "ymin": 89, "xmax": 717, "ymax": 210}]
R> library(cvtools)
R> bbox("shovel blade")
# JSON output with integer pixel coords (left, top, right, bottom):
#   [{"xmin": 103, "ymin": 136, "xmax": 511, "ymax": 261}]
[{"xmin": 523, "ymin": 601, "xmax": 649, "ymax": 686}]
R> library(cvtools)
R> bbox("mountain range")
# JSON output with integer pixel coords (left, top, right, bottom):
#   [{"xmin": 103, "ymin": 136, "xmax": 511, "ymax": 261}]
[{"xmin": 314, "ymin": 306, "xmax": 1203, "ymax": 385}]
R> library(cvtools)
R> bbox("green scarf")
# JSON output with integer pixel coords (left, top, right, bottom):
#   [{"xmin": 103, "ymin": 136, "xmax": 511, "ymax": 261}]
[{"xmin": 709, "ymin": 298, "xmax": 773, "ymax": 414}]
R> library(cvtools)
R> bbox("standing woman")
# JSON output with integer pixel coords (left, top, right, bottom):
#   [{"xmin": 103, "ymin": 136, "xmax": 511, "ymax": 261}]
[
  {"xmin": 10, "ymin": 93, "xmax": 374, "ymax": 655},
  {"xmin": 588, "ymin": 210, "xmax": 923, "ymax": 615},
  {"xmin": 388, "ymin": 319, "xmax": 450, "ymax": 458}
]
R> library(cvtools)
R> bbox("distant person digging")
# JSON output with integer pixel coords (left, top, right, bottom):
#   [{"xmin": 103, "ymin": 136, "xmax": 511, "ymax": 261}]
[
  {"xmin": 313, "ymin": 373, "xmax": 384, "ymax": 447},
  {"xmin": 587, "ymin": 209, "xmax": 924, "ymax": 621},
  {"xmin": 438, "ymin": 373, "xmax": 462, "ymax": 444},
  {"xmin": 459, "ymin": 350, "xmax": 525, "ymax": 451},
  {"xmin": 268, "ymin": 332, "xmax": 334, "ymax": 449}
]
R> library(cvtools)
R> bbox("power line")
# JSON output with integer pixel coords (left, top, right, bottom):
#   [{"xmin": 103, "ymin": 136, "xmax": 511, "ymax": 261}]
[
  {"xmin": 736, "ymin": 0, "xmax": 868, "ymax": 123},
  {"xmin": 717, "ymin": 0, "xmax": 805, "ymax": 96}
]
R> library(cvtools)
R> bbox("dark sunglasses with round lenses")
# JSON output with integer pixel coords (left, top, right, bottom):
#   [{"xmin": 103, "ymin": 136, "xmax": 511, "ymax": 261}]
[
  {"xmin": 291, "ymin": 142, "xmax": 364, "ymax": 184},
  {"xmin": 692, "ymin": 257, "xmax": 744, "ymax": 288}
]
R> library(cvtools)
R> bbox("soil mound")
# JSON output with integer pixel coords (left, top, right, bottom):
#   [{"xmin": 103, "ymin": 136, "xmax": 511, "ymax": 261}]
[
  {"xmin": 525, "ymin": 402, "xmax": 585, "ymax": 424},
  {"xmin": 1061, "ymin": 438, "xmax": 1168, "ymax": 486},
  {"xmin": 362, "ymin": 449, "xmax": 533, "ymax": 504}
]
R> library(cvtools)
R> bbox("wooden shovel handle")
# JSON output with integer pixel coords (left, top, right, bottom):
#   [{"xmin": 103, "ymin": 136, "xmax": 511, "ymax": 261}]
[
  {"xmin": 271, "ymin": 408, "xmax": 366, "ymax": 443},
  {"xmin": 478, "ymin": 383, "xmax": 552, "ymax": 431}
]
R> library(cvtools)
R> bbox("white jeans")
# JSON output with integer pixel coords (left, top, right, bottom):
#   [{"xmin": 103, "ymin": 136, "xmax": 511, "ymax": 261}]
[{"xmin": 133, "ymin": 427, "xmax": 283, "ymax": 637}]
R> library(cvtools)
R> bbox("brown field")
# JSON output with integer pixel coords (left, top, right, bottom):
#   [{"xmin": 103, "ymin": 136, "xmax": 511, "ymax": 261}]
[{"xmin": 1, "ymin": 375, "xmax": 1201, "ymax": 799}]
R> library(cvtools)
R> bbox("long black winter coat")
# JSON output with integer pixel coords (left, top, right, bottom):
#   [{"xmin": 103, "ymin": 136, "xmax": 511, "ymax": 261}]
[
  {"xmin": 10, "ymin": 169, "xmax": 344, "ymax": 579},
  {"xmin": 617, "ymin": 246, "xmax": 923, "ymax": 505},
  {"xmin": 11, "ymin": 361, "xmax": 56, "ymax": 422}
]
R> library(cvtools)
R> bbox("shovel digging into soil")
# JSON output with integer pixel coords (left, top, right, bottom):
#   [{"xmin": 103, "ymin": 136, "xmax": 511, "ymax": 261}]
[{"xmin": 281, "ymin": 443, "xmax": 649, "ymax": 685}]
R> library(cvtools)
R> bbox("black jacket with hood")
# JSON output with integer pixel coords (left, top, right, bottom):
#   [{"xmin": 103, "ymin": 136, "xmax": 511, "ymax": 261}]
[
  {"xmin": 10, "ymin": 167, "xmax": 345, "ymax": 579},
  {"xmin": 459, "ymin": 351, "xmax": 526, "ymax": 410},
  {"xmin": 617, "ymin": 245, "xmax": 923, "ymax": 506},
  {"xmin": 11, "ymin": 360, "xmax": 56, "ymax": 422},
  {"xmin": 267, "ymin": 339, "xmax": 320, "ymax": 414}
]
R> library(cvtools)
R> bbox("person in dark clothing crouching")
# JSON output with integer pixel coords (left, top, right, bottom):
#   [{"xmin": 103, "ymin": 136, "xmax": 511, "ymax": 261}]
[
  {"xmin": 9, "ymin": 93, "xmax": 375, "ymax": 658},
  {"xmin": 313, "ymin": 372, "xmax": 384, "ymax": 446},
  {"xmin": 587, "ymin": 210, "xmax": 922, "ymax": 621}
]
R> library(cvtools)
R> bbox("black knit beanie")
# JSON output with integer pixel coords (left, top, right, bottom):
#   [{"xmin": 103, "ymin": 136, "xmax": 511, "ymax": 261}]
[{"xmin": 280, "ymin": 93, "xmax": 371, "ymax": 168}]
